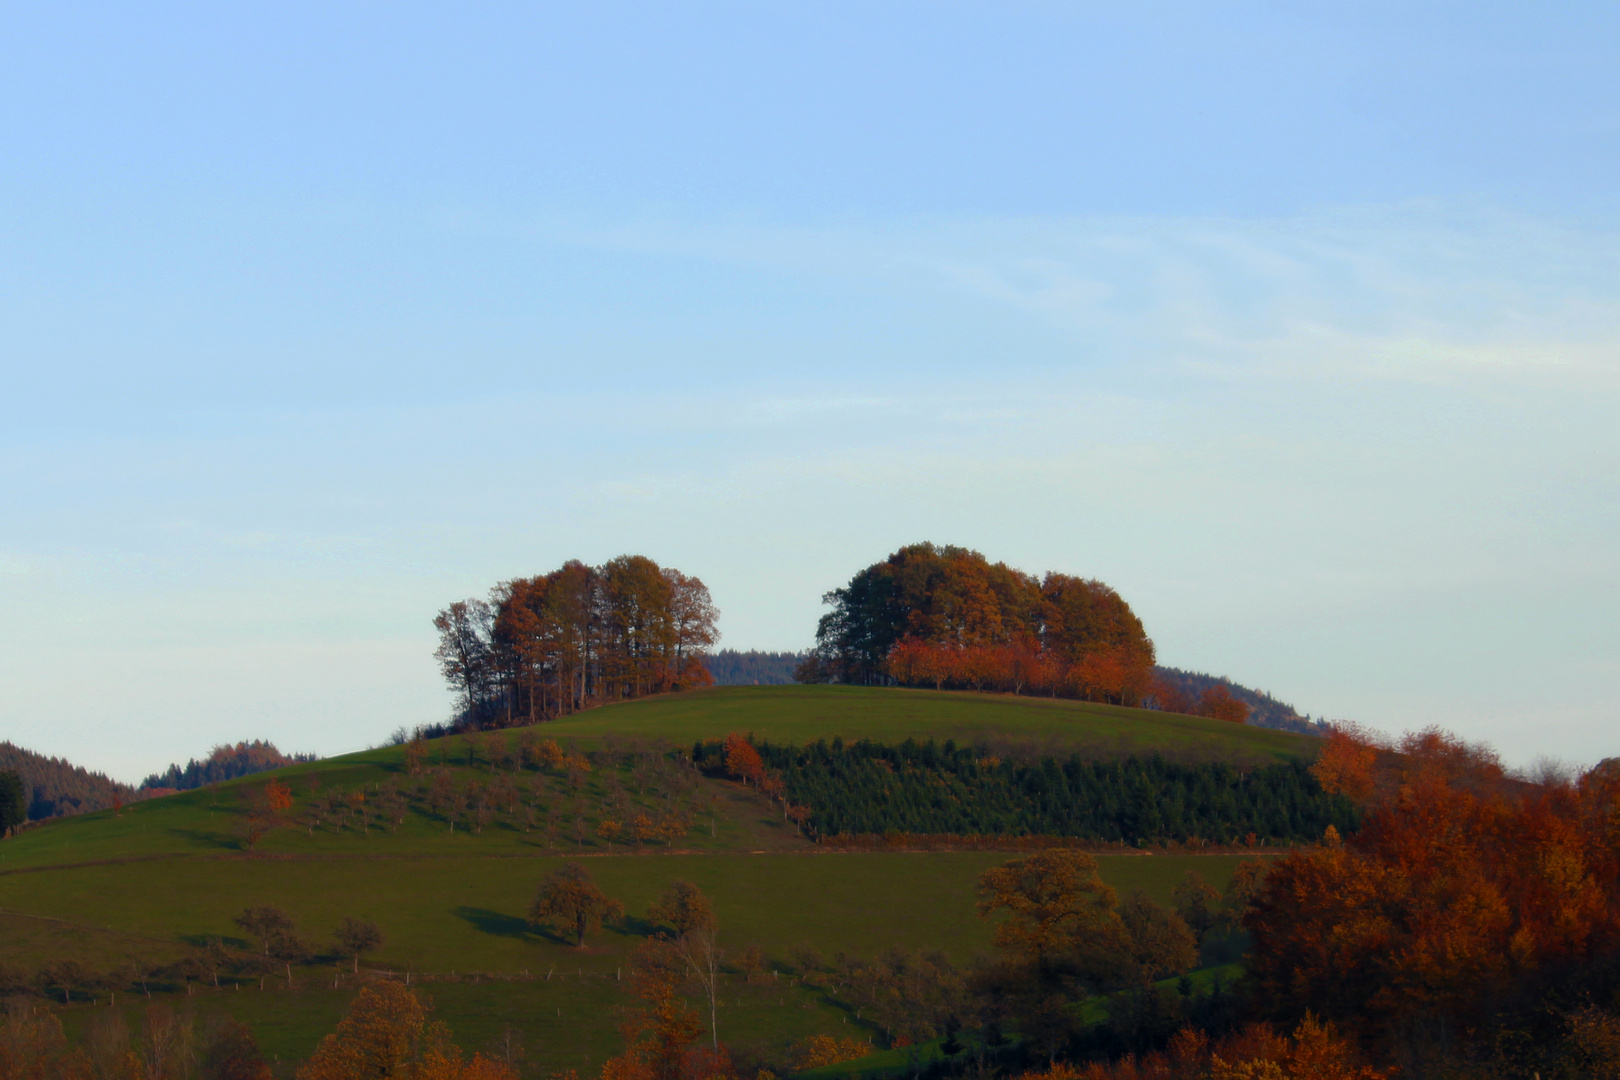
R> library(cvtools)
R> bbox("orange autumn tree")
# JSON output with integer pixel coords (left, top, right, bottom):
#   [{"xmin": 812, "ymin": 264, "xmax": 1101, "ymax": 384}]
[
  {"xmin": 1244, "ymin": 723, "xmax": 1620, "ymax": 1059},
  {"xmin": 1194, "ymin": 684, "xmax": 1249, "ymax": 724},
  {"xmin": 437, "ymin": 555, "xmax": 718, "ymax": 730},
  {"xmin": 721, "ymin": 734, "xmax": 766, "ymax": 787},
  {"xmin": 1015, "ymin": 1014, "xmax": 1389, "ymax": 1080},
  {"xmin": 241, "ymin": 780, "xmax": 294, "ymax": 851},
  {"xmin": 298, "ymin": 981, "xmax": 515, "ymax": 1080},
  {"xmin": 528, "ymin": 863, "xmax": 624, "ymax": 947},
  {"xmin": 808, "ymin": 543, "xmax": 1156, "ymax": 706},
  {"xmin": 600, "ymin": 937, "xmax": 730, "ymax": 1080}
]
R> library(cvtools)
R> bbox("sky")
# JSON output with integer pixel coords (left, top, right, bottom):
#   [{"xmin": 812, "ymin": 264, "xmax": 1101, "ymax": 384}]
[{"xmin": 1, "ymin": 2, "xmax": 1617, "ymax": 781}]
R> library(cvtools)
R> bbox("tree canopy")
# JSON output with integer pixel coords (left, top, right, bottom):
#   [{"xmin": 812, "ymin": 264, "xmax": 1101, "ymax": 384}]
[
  {"xmin": 801, "ymin": 543, "xmax": 1156, "ymax": 706},
  {"xmin": 528, "ymin": 863, "xmax": 624, "ymax": 947},
  {"xmin": 435, "ymin": 555, "xmax": 718, "ymax": 729}
]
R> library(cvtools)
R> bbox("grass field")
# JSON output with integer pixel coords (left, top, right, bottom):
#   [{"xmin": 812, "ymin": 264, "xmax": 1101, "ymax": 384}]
[
  {"xmin": 549, "ymin": 686, "xmax": 1317, "ymax": 765},
  {"xmin": 0, "ymin": 686, "xmax": 1296, "ymax": 1075},
  {"xmin": 0, "ymin": 687, "xmax": 1318, "ymax": 872},
  {"xmin": 0, "ymin": 851, "xmax": 1256, "ymax": 973},
  {"xmin": 13, "ymin": 851, "xmax": 1258, "ymax": 1075}
]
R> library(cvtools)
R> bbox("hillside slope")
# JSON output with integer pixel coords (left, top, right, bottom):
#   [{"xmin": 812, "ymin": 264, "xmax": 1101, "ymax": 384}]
[
  {"xmin": 0, "ymin": 686, "xmax": 1310, "ymax": 1076},
  {"xmin": 547, "ymin": 685, "xmax": 1319, "ymax": 763},
  {"xmin": 0, "ymin": 685, "xmax": 1319, "ymax": 872}
]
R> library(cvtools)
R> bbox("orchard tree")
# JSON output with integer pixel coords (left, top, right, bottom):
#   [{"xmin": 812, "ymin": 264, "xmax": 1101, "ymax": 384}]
[
  {"xmin": 233, "ymin": 905, "xmax": 295, "ymax": 956},
  {"xmin": 528, "ymin": 863, "xmax": 623, "ymax": 947},
  {"xmin": 334, "ymin": 917, "xmax": 384, "ymax": 973},
  {"xmin": 648, "ymin": 880, "xmax": 714, "ymax": 940}
]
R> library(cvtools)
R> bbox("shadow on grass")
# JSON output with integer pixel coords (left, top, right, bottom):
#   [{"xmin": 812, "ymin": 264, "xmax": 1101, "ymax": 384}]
[
  {"xmin": 165, "ymin": 828, "xmax": 240, "ymax": 851},
  {"xmin": 616, "ymin": 915, "xmax": 658, "ymax": 939},
  {"xmin": 180, "ymin": 933, "xmax": 253, "ymax": 950},
  {"xmin": 454, "ymin": 906, "xmax": 564, "ymax": 945}
]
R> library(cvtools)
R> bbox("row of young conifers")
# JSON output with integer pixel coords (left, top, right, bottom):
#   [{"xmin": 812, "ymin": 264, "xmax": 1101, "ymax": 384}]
[{"xmin": 697, "ymin": 736, "xmax": 1357, "ymax": 845}]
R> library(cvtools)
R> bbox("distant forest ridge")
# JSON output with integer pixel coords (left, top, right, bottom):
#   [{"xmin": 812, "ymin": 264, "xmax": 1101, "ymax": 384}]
[
  {"xmin": 702, "ymin": 649, "xmax": 807, "ymax": 685},
  {"xmin": 703, "ymin": 650, "xmax": 1326, "ymax": 736},
  {"xmin": 140, "ymin": 740, "xmax": 319, "ymax": 792},
  {"xmin": 1152, "ymin": 667, "xmax": 1329, "ymax": 736},
  {"xmin": 0, "ymin": 741, "xmax": 138, "ymax": 821}
]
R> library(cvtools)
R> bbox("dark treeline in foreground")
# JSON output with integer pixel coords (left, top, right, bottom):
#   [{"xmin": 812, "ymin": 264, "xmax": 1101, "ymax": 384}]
[
  {"xmin": 140, "ymin": 740, "xmax": 318, "ymax": 792},
  {"xmin": 433, "ymin": 554, "xmax": 718, "ymax": 730},
  {"xmin": 702, "ymin": 649, "xmax": 807, "ymax": 685},
  {"xmin": 0, "ymin": 741, "xmax": 137, "ymax": 821},
  {"xmin": 695, "ymin": 736, "xmax": 1357, "ymax": 844}
]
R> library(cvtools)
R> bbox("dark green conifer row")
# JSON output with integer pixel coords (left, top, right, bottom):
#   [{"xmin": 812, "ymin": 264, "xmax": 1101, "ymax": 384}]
[{"xmin": 694, "ymin": 736, "xmax": 1357, "ymax": 844}]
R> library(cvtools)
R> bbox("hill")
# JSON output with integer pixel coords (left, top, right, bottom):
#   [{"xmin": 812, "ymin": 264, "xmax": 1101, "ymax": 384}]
[
  {"xmin": 140, "ymin": 739, "xmax": 320, "ymax": 791},
  {"xmin": 546, "ymin": 685, "xmax": 1317, "ymax": 762},
  {"xmin": 0, "ymin": 687, "xmax": 1323, "ymax": 873},
  {"xmin": 0, "ymin": 685, "xmax": 1323, "ymax": 1076},
  {"xmin": 1151, "ymin": 667, "xmax": 1328, "ymax": 735}
]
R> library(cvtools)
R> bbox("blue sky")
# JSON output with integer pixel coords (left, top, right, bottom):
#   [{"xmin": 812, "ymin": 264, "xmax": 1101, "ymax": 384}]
[{"xmin": 2, "ymin": 3, "xmax": 1617, "ymax": 779}]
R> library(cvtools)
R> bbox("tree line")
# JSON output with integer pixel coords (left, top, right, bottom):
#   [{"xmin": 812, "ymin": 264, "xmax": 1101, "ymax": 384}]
[
  {"xmin": 694, "ymin": 736, "xmax": 1357, "ymax": 845},
  {"xmin": 433, "ymin": 555, "xmax": 718, "ymax": 730},
  {"xmin": 0, "ymin": 741, "xmax": 138, "ymax": 822},
  {"xmin": 1014, "ymin": 729, "xmax": 1620, "ymax": 1077},
  {"xmin": 140, "ymin": 741, "xmax": 318, "ymax": 793}
]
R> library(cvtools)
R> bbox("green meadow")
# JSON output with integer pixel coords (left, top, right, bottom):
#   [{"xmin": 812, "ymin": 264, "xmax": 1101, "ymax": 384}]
[{"xmin": 0, "ymin": 686, "xmax": 1303, "ymax": 1075}]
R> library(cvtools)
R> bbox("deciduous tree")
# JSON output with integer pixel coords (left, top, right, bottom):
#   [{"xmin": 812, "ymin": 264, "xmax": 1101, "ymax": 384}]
[
  {"xmin": 335, "ymin": 917, "xmax": 385, "ymax": 974},
  {"xmin": 528, "ymin": 863, "xmax": 624, "ymax": 947},
  {"xmin": 233, "ymin": 906, "xmax": 295, "ymax": 957},
  {"xmin": 648, "ymin": 881, "xmax": 715, "ymax": 940}
]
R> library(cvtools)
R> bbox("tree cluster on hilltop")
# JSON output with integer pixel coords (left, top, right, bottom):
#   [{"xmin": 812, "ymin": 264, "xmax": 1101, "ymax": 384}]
[
  {"xmin": 140, "ymin": 740, "xmax": 318, "ymax": 792},
  {"xmin": 799, "ymin": 543, "xmax": 1160, "ymax": 704},
  {"xmin": 433, "ymin": 555, "xmax": 718, "ymax": 730},
  {"xmin": 0, "ymin": 741, "xmax": 139, "ymax": 822}
]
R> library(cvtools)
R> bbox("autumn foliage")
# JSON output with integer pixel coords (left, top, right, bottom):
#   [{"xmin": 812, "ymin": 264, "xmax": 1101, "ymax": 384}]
[
  {"xmin": 599, "ymin": 938, "xmax": 730, "ymax": 1080},
  {"xmin": 804, "ymin": 544, "xmax": 1159, "ymax": 706},
  {"xmin": 720, "ymin": 734, "xmax": 765, "ymax": 787},
  {"xmin": 434, "ymin": 555, "xmax": 718, "ymax": 729},
  {"xmin": 528, "ymin": 863, "xmax": 625, "ymax": 947},
  {"xmin": 298, "ymin": 982, "xmax": 515, "ymax": 1080},
  {"xmin": 1017, "ymin": 1015, "xmax": 1388, "ymax": 1080},
  {"xmin": 791, "ymin": 1035, "xmax": 872, "ymax": 1071},
  {"xmin": 1243, "ymin": 723, "xmax": 1620, "ymax": 1063}
]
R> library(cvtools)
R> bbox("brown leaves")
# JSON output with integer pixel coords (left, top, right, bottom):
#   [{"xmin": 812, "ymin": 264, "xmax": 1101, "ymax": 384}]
[
  {"xmin": 528, "ymin": 863, "xmax": 624, "ymax": 947},
  {"xmin": 297, "ymin": 982, "xmax": 515, "ymax": 1080},
  {"xmin": 976, "ymin": 849, "xmax": 1122, "ymax": 962}
]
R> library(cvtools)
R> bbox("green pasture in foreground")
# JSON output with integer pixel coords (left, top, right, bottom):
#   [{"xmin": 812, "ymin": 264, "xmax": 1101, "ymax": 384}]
[
  {"xmin": 0, "ymin": 687, "xmax": 1294, "ymax": 1074},
  {"xmin": 4, "ymin": 851, "xmax": 1259, "ymax": 1075},
  {"xmin": 0, "ymin": 851, "xmax": 1254, "ymax": 974}
]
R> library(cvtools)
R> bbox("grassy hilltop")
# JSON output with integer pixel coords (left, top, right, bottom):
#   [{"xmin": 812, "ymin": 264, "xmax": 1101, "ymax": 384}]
[{"xmin": 0, "ymin": 686, "xmax": 1311, "ymax": 1074}]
